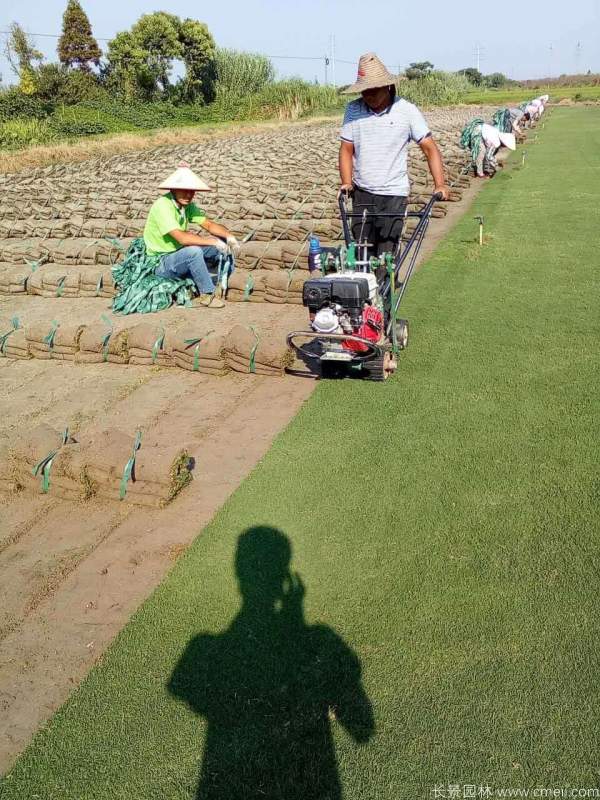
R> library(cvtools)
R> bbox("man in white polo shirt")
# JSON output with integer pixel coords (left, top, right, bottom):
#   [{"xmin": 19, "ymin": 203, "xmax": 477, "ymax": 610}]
[{"xmin": 339, "ymin": 53, "xmax": 450, "ymax": 263}]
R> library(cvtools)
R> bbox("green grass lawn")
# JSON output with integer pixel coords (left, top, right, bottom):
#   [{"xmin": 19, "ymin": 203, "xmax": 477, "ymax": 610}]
[
  {"xmin": 2, "ymin": 108, "xmax": 599, "ymax": 800},
  {"xmin": 465, "ymin": 84, "xmax": 600, "ymax": 104}
]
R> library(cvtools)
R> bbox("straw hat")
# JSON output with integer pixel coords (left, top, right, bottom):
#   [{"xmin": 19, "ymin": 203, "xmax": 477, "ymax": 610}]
[
  {"xmin": 342, "ymin": 53, "xmax": 398, "ymax": 95},
  {"xmin": 159, "ymin": 161, "xmax": 211, "ymax": 192},
  {"xmin": 498, "ymin": 132, "xmax": 516, "ymax": 150}
]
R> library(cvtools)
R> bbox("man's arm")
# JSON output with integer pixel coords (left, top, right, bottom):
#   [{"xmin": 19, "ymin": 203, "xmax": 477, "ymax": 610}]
[
  {"xmin": 169, "ymin": 229, "xmax": 223, "ymax": 247},
  {"xmin": 339, "ymin": 140, "xmax": 354, "ymax": 191},
  {"xmin": 200, "ymin": 219, "xmax": 231, "ymax": 239},
  {"xmin": 418, "ymin": 136, "xmax": 450, "ymax": 200}
]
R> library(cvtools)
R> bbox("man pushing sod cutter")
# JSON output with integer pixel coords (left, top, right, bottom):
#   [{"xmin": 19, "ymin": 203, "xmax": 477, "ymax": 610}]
[
  {"xmin": 338, "ymin": 53, "xmax": 450, "ymax": 280},
  {"xmin": 287, "ymin": 54, "xmax": 448, "ymax": 381}
]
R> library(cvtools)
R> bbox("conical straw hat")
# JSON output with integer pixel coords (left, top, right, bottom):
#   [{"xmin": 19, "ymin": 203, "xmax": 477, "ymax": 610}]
[
  {"xmin": 498, "ymin": 132, "xmax": 516, "ymax": 150},
  {"xmin": 342, "ymin": 53, "xmax": 398, "ymax": 94},
  {"xmin": 159, "ymin": 161, "xmax": 211, "ymax": 191}
]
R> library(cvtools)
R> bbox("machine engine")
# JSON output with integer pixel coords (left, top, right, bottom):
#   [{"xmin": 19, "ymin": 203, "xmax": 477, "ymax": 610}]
[{"xmin": 302, "ymin": 272, "xmax": 383, "ymax": 352}]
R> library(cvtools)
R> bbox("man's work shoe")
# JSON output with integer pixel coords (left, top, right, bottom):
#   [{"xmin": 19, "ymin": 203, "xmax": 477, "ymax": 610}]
[{"xmin": 193, "ymin": 293, "xmax": 225, "ymax": 309}]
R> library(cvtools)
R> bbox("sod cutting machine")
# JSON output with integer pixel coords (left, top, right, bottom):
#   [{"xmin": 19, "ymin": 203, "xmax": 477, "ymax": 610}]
[{"xmin": 287, "ymin": 191, "xmax": 443, "ymax": 381}]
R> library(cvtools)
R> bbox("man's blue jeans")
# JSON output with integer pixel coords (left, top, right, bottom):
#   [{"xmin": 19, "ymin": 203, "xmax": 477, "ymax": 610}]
[{"xmin": 156, "ymin": 246, "xmax": 220, "ymax": 295}]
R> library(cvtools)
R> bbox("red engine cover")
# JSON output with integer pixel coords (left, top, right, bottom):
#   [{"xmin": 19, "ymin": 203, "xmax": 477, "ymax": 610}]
[{"xmin": 343, "ymin": 306, "xmax": 383, "ymax": 352}]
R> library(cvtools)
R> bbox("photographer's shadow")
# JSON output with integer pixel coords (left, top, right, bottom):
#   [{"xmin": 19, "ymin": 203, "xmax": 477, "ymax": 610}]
[{"xmin": 168, "ymin": 525, "xmax": 374, "ymax": 799}]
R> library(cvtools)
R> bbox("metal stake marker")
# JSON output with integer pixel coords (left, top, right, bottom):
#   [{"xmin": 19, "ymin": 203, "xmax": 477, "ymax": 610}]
[
  {"xmin": 474, "ymin": 215, "xmax": 484, "ymax": 246},
  {"xmin": 522, "ymin": 151, "xmax": 527, "ymax": 166}
]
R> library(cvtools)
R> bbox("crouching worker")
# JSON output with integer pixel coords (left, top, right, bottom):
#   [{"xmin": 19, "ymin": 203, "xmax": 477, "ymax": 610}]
[
  {"xmin": 144, "ymin": 162, "xmax": 240, "ymax": 309},
  {"xmin": 473, "ymin": 124, "xmax": 516, "ymax": 178}
]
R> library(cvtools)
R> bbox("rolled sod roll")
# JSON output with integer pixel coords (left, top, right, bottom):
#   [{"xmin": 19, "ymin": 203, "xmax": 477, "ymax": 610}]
[
  {"xmin": 224, "ymin": 324, "xmax": 293, "ymax": 375},
  {"xmin": 76, "ymin": 324, "xmax": 130, "ymax": 364},
  {"xmin": 3, "ymin": 329, "xmax": 31, "ymax": 359},
  {"xmin": 73, "ymin": 429, "xmax": 194, "ymax": 506}
]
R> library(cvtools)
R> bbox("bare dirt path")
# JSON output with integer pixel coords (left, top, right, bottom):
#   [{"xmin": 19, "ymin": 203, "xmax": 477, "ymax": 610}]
[{"xmin": 0, "ymin": 348, "xmax": 315, "ymax": 771}]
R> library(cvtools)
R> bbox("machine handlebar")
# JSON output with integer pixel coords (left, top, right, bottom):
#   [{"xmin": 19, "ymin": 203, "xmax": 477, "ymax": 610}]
[{"xmin": 338, "ymin": 191, "xmax": 442, "ymax": 247}]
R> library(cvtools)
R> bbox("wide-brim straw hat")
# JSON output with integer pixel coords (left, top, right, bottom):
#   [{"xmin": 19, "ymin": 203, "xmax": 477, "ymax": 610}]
[
  {"xmin": 498, "ymin": 132, "xmax": 516, "ymax": 150},
  {"xmin": 342, "ymin": 53, "xmax": 398, "ymax": 94},
  {"xmin": 159, "ymin": 161, "xmax": 211, "ymax": 191}
]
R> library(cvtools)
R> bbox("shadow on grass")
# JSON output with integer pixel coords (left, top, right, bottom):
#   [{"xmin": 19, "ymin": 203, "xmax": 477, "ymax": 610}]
[{"xmin": 168, "ymin": 525, "xmax": 374, "ymax": 799}]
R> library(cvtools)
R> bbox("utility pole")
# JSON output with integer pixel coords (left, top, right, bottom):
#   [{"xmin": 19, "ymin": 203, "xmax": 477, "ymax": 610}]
[
  {"xmin": 474, "ymin": 42, "xmax": 482, "ymax": 72},
  {"xmin": 575, "ymin": 40, "xmax": 582, "ymax": 73},
  {"xmin": 330, "ymin": 34, "xmax": 336, "ymax": 88},
  {"xmin": 324, "ymin": 55, "xmax": 329, "ymax": 85}
]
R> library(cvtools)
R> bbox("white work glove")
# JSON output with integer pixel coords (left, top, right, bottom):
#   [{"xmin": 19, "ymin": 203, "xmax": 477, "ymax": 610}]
[
  {"xmin": 226, "ymin": 235, "xmax": 240, "ymax": 256},
  {"xmin": 211, "ymin": 238, "xmax": 230, "ymax": 255}
]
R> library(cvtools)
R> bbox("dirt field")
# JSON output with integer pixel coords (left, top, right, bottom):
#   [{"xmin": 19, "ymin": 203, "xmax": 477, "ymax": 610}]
[{"xmin": 0, "ymin": 107, "xmax": 491, "ymax": 772}]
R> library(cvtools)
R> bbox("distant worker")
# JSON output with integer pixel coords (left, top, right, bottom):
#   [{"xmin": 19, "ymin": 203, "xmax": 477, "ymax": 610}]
[
  {"xmin": 508, "ymin": 107, "xmax": 531, "ymax": 135},
  {"xmin": 473, "ymin": 123, "xmax": 516, "ymax": 178},
  {"xmin": 460, "ymin": 118, "xmax": 515, "ymax": 178},
  {"xmin": 338, "ymin": 53, "xmax": 449, "ymax": 270},
  {"xmin": 143, "ymin": 162, "xmax": 240, "ymax": 309},
  {"xmin": 530, "ymin": 97, "xmax": 546, "ymax": 117},
  {"xmin": 525, "ymin": 102, "xmax": 541, "ymax": 122}
]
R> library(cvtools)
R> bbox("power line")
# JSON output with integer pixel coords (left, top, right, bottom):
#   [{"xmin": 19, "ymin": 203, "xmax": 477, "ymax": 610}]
[{"xmin": 0, "ymin": 29, "xmax": 349, "ymax": 63}]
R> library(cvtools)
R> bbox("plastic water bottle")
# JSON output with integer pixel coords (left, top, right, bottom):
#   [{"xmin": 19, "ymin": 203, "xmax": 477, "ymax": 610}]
[{"xmin": 308, "ymin": 235, "xmax": 321, "ymax": 272}]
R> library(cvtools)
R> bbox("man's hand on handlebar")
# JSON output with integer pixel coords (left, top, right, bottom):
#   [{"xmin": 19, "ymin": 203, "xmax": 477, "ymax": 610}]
[
  {"xmin": 434, "ymin": 184, "xmax": 450, "ymax": 201},
  {"xmin": 337, "ymin": 183, "xmax": 354, "ymax": 200}
]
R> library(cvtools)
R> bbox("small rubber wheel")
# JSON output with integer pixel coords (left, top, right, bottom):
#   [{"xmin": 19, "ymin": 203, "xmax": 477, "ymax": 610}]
[
  {"xmin": 320, "ymin": 361, "xmax": 346, "ymax": 380},
  {"xmin": 362, "ymin": 350, "xmax": 396, "ymax": 381},
  {"xmin": 395, "ymin": 319, "xmax": 409, "ymax": 350}
]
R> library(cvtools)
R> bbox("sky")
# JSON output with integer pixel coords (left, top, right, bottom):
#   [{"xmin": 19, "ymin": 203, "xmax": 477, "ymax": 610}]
[{"xmin": 1, "ymin": 0, "xmax": 599, "ymax": 87}]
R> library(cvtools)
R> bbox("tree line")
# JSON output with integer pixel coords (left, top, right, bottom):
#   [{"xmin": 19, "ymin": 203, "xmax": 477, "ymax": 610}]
[{"xmin": 2, "ymin": 1, "xmax": 274, "ymax": 106}]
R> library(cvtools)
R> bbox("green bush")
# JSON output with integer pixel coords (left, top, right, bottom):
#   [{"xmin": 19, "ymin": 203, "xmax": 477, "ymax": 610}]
[
  {"xmin": 0, "ymin": 117, "xmax": 56, "ymax": 149},
  {"xmin": 34, "ymin": 64, "xmax": 106, "ymax": 105},
  {"xmin": 49, "ymin": 117, "xmax": 108, "ymax": 136},
  {"xmin": 78, "ymin": 99, "xmax": 204, "ymax": 128},
  {"xmin": 0, "ymin": 88, "xmax": 54, "ymax": 121}
]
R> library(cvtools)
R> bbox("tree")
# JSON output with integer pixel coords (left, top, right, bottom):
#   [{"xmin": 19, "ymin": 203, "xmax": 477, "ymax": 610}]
[
  {"xmin": 106, "ymin": 13, "xmax": 216, "ymax": 102},
  {"xmin": 58, "ymin": 0, "xmax": 101, "ymax": 71},
  {"xmin": 178, "ymin": 18, "xmax": 216, "ymax": 102},
  {"xmin": 4, "ymin": 22, "xmax": 43, "ymax": 92},
  {"xmin": 483, "ymin": 72, "xmax": 507, "ymax": 88},
  {"xmin": 131, "ymin": 12, "xmax": 182, "ymax": 95},
  {"xmin": 105, "ymin": 31, "xmax": 150, "ymax": 101},
  {"xmin": 405, "ymin": 61, "xmax": 434, "ymax": 80},
  {"xmin": 458, "ymin": 67, "xmax": 483, "ymax": 86}
]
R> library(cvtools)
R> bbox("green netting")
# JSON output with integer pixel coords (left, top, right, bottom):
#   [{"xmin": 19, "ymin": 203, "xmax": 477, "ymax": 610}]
[
  {"xmin": 459, "ymin": 118, "xmax": 485, "ymax": 162},
  {"xmin": 111, "ymin": 238, "xmax": 195, "ymax": 315},
  {"xmin": 492, "ymin": 109, "xmax": 512, "ymax": 133}
]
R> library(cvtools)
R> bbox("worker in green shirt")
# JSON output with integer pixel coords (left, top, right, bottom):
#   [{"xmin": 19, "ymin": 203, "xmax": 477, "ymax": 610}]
[{"xmin": 144, "ymin": 162, "xmax": 240, "ymax": 309}]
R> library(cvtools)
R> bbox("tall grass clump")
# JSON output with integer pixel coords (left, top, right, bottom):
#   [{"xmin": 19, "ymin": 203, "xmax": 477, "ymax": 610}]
[
  {"xmin": 252, "ymin": 80, "xmax": 341, "ymax": 120},
  {"xmin": 214, "ymin": 48, "xmax": 275, "ymax": 97},
  {"xmin": 398, "ymin": 71, "xmax": 471, "ymax": 106},
  {"xmin": 193, "ymin": 79, "xmax": 343, "ymax": 123},
  {"xmin": 0, "ymin": 117, "xmax": 56, "ymax": 149}
]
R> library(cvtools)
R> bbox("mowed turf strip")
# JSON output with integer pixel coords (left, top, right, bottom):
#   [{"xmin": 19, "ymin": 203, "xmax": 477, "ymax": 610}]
[{"xmin": 2, "ymin": 108, "xmax": 599, "ymax": 799}]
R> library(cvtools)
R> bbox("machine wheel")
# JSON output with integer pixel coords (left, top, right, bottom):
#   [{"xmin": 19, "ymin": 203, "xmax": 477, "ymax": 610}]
[
  {"xmin": 362, "ymin": 350, "xmax": 396, "ymax": 382},
  {"xmin": 320, "ymin": 360, "xmax": 347, "ymax": 380},
  {"xmin": 395, "ymin": 319, "xmax": 409, "ymax": 350}
]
